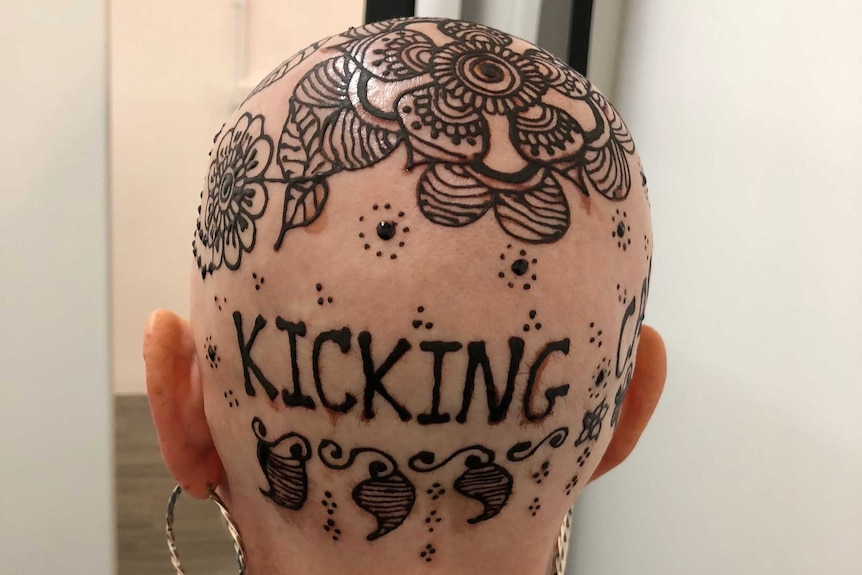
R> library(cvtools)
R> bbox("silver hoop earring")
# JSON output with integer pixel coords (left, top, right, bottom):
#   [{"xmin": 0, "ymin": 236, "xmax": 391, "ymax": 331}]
[
  {"xmin": 550, "ymin": 506, "xmax": 573, "ymax": 575},
  {"xmin": 165, "ymin": 485, "xmax": 246, "ymax": 574}
]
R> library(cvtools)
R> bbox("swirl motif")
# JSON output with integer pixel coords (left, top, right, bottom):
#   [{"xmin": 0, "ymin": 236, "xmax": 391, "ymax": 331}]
[
  {"xmin": 407, "ymin": 445, "xmax": 495, "ymax": 472},
  {"xmin": 505, "ymin": 427, "xmax": 569, "ymax": 462}
]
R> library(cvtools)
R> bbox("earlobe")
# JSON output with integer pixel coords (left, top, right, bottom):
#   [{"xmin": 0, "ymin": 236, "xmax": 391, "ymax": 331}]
[
  {"xmin": 143, "ymin": 310, "xmax": 225, "ymax": 498},
  {"xmin": 589, "ymin": 325, "xmax": 666, "ymax": 483}
]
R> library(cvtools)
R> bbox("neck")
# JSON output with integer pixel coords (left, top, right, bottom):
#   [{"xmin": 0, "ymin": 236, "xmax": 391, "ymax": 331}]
[{"xmin": 233, "ymin": 501, "xmax": 562, "ymax": 575}]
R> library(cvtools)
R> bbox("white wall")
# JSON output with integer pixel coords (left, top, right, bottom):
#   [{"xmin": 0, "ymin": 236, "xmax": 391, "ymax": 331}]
[
  {"xmin": 0, "ymin": 1, "xmax": 114, "ymax": 573},
  {"xmin": 570, "ymin": 1, "xmax": 862, "ymax": 574},
  {"xmin": 111, "ymin": 0, "xmax": 364, "ymax": 393}
]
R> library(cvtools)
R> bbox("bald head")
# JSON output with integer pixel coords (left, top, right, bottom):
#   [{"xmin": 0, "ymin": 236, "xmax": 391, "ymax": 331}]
[{"xmin": 145, "ymin": 17, "xmax": 664, "ymax": 575}]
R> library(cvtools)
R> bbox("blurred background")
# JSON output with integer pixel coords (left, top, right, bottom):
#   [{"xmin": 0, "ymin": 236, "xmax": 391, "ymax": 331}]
[{"xmin": 2, "ymin": 1, "xmax": 860, "ymax": 574}]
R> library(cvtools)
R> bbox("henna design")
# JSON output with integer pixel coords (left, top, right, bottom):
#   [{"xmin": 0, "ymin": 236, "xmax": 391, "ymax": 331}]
[
  {"xmin": 243, "ymin": 36, "xmax": 332, "ymax": 104},
  {"xmin": 224, "ymin": 389, "xmax": 238, "ymax": 408},
  {"xmin": 574, "ymin": 399, "xmax": 609, "ymax": 446},
  {"xmin": 531, "ymin": 460, "xmax": 550, "ymax": 485},
  {"xmin": 409, "ymin": 446, "xmax": 512, "ymax": 524},
  {"xmin": 204, "ymin": 336, "xmax": 220, "ymax": 369},
  {"xmin": 615, "ymin": 258, "xmax": 652, "ymax": 378},
  {"xmin": 253, "ymin": 418, "xmax": 311, "ymax": 510},
  {"xmin": 612, "ymin": 363, "xmax": 634, "ymax": 428},
  {"xmin": 319, "ymin": 440, "xmax": 416, "ymax": 540},
  {"xmin": 408, "ymin": 445, "xmax": 495, "ymax": 472},
  {"xmin": 564, "ymin": 474, "xmax": 579, "ymax": 496},
  {"xmin": 506, "ymin": 427, "xmax": 569, "ymax": 461},
  {"xmin": 498, "ymin": 244, "xmax": 539, "ymax": 290},
  {"xmin": 528, "ymin": 496, "xmax": 542, "ymax": 517},
  {"xmin": 320, "ymin": 491, "xmax": 343, "ymax": 541},
  {"xmin": 194, "ymin": 113, "xmax": 272, "ymax": 278},
  {"xmin": 267, "ymin": 18, "xmax": 636, "ymax": 248}
]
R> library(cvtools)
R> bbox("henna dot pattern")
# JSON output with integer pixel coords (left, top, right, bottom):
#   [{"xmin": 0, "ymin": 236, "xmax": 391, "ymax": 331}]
[
  {"xmin": 315, "ymin": 283, "xmax": 334, "ymax": 306},
  {"xmin": 420, "ymin": 543, "xmax": 437, "ymax": 563},
  {"xmin": 205, "ymin": 336, "xmax": 220, "ymax": 369},
  {"xmin": 252, "ymin": 272, "xmax": 265, "ymax": 291},
  {"xmin": 426, "ymin": 482, "xmax": 447, "ymax": 501},
  {"xmin": 359, "ymin": 203, "xmax": 409, "ymax": 259},
  {"xmin": 616, "ymin": 284, "xmax": 628, "ymax": 304},
  {"xmin": 498, "ymin": 244, "xmax": 539, "ymax": 289},
  {"xmin": 213, "ymin": 295, "xmax": 227, "ymax": 311},
  {"xmin": 531, "ymin": 460, "xmax": 551, "ymax": 485},
  {"xmin": 223, "ymin": 390, "xmax": 238, "ymax": 408},
  {"xmin": 523, "ymin": 309, "xmax": 542, "ymax": 332},
  {"xmin": 588, "ymin": 357, "xmax": 612, "ymax": 400},
  {"xmin": 321, "ymin": 492, "xmax": 343, "ymax": 541},
  {"xmin": 528, "ymin": 496, "xmax": 542, "ymax": 517},
  {"xmin": 611, "ymin": 209, "xmax": 632, "ymax": 251},
  {"xmin": 412, "ymin": 306, "xmax": 434, "ymax": 330},
  {"xmin": 576, "ymin": 446, "xmax": 593, "ymax": 468},
  {"xmin": 588, "ymin": 322, "xmax": 604, "ymax": 348},
  {"xmin": 565, "ymin": 474, "xmax": 579, "ymax": 496},
  {"xmin": 424, "ymin": 509, "xmax": 443, "ymax": 533}
]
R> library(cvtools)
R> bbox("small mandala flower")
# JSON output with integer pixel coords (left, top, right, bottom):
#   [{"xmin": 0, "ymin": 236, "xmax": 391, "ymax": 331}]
[
  {"xmin": 195, "ymin": 113, "xmax": 272, "ymax": 278},
  {"xmin": 575, "ymin": 398, "xmax": 609, "ymax": 446}
]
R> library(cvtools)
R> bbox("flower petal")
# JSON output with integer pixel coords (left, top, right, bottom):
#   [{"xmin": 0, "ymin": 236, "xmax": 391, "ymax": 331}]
[
  {"xmin": 321, "ymin": 106, "xmax": 400, "ymax": 169},
  {"xmin": 209, "ymin": 230, "xmax": 224, "ymax": 271},
  {"xmin": 215, "ymin": 126, "xmax": 236, "ymax": 166},
  {"xmin": 438, "ymin": 20, "xmax": 512, "ymax": 45},
  {"xmin": 494, "ymin": 171, "xmax": 570, "ymax": 243},
  {"xmin": 580, "ymin": 136, "xmax": 632, "ymax": 200},
  {"xmin": 352, "ymin": 30, "xmax": 434, "ymax": 80},
  {"xmin": 241, "ymin": 133, "xmax": 273, "ymax": 179},
  {"xmin": 523, "ymin": 48, "xmax": 590, "ymax": 98},
  {"xmin": 235, "ymin": 212, "xmax": 256, "ymax": 251},
  {"xmin": 223, "ymin": 229, "xmax": 242, "ymax": 270},
  {"xmin": 589, "ymin": 90, "xmax": 635, "ymax": 154},
  {"xmin": 237, "ymin": 181, "xmax": 267, "ymax": 218},
  {"xmin": 418, "ymin": 164, "xmax": 494, "ymax": 227},
  {"xmin": 294, "ymin": 55, "xmax": 355, "ymax": 108},
  {"xmin": 513, "ymin": 104, "xmax": 586, "ymax": 163},
  {"xmin": 398, "ymin": 86, "xmax": 486, "ymax": 163}
]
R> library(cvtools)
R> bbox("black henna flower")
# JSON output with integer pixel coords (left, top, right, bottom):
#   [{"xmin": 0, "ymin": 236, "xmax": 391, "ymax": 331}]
[
  {"xmin": 431, "ymin": 40, "xmax": 548, "ymax": 114},
  {"xmin": 195, "ymin": 113, "xmax": 272, "ymax": 278},
  {"xmin": 269, "ymin": 18, "xmax": 638, "ymax": 247},
  {"xmin": 575, "ymin": 399, "xmax": 610, "ymax": 446}
]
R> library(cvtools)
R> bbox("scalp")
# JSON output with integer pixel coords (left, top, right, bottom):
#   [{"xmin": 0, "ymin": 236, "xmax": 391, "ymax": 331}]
[{"xmin": 188, "ymin": 17, "xmax": 652, "ymax": 561}]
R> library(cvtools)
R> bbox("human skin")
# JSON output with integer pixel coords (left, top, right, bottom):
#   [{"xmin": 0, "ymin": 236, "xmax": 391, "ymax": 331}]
[{"xmin": 144, "ymin": 18, "xmax": 666, "ymax": 575}]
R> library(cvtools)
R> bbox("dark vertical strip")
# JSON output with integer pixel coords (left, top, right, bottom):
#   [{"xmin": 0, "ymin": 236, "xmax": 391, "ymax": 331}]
[
  {"xmin": 365, "ymin": 0, "xmax": 416, "ymax": 24},
  {"xmin": 567, "ymin": 0, "xmax": 594, "ymax": 76}
]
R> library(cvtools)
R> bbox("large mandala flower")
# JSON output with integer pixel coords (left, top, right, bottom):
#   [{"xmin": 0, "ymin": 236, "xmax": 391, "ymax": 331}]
[
  {"xmin": 270, "ymin": 18, "xmax": 638, "ymax": 246},
  {"xmin": 195, "ymin": 113, "xmax": 272, "ymax": 277},
  {"xmin": 431, "ymin": 40, "xmax": 549, "ymax": 114}
]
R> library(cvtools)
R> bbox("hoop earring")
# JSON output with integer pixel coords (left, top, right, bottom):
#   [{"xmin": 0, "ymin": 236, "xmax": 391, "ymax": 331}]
[
  {"xmin": 550, "ymin": 506, "xmax": 573, "ymax": 575},
  {"xmin": 165, "ymin": 485, "xmax": 246, "ymax": 574}
]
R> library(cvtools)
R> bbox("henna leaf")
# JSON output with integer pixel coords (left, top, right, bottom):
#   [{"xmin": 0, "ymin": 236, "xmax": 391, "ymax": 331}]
[
  {"xmin": 278, "ymin": 99, "xmax": 335, "ymax": 181},
  {"xmin": 275, "ymin": 179, "xmax": 329, "ymax": 249}
]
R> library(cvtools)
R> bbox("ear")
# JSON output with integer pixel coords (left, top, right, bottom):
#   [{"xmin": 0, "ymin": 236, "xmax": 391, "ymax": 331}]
[
  {"xmin": 143, "ymin": 309, "xmax": 225, "ymax": 499},
  {"xmin": 589, "ymin": 325, "xmax": 666, "ymax": 483}
]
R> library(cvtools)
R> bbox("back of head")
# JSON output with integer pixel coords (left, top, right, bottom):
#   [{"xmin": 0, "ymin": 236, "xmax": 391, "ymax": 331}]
[{"xmin": 145, "ymin": 17, "xmax": 663, "ymax": 575}]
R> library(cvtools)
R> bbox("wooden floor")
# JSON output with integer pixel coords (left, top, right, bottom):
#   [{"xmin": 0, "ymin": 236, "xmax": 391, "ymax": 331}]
[{"xmin": 115, "ymin": 395, "xmax": 236, "ymax": 575}]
